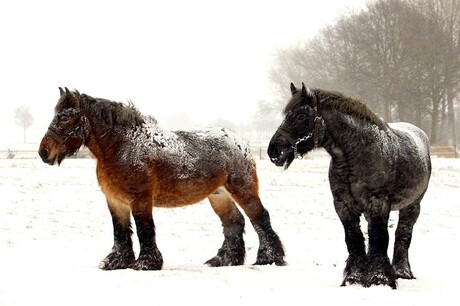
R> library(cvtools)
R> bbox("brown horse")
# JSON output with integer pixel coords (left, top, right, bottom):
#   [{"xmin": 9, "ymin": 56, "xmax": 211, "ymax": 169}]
[{"xmin": 39, "ymin": 87, "xmax": 285, "ymax": 270}]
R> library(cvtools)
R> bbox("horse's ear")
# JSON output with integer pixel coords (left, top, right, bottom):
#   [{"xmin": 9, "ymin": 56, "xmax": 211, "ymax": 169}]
[
  {"xmin": 290, "ymin": 83, "xmax": 298, "ymax": 95},
  {"xmin": 59, "ymin": 87, "xmax": 65, "ymax": 97},
  {"xmin": 301, "ymin": 83, "xmax": 309, "ymax": 97},
  {"xmin": 65, "ymin": 87, "xmax": 81, "ymax": 109},
  {"xmin": 301, "ymin": 83, "xmax": 316, "ymax": 107}
]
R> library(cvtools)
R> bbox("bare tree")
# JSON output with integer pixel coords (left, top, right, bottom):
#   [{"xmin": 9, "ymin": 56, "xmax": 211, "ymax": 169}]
[
  {"xmin": 411, "ymin": 0, "xmax": 460, "ymax": 146},
  {"xmin": 14, "ymin": 105, "xmax": 33, "ymax": 143},
  {"xmin": 268, "ymin": 0, "xmax": 460, "ymax": 145}
]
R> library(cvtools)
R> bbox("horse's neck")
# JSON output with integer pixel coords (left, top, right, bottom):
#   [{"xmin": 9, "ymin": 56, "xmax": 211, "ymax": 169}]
[
  {"xmin": 83, "ymin": 114, "xmax": 124, "ymax": 162},
  {"xmin": 321, "ymin": 109, "xmax": 378, "ymax": 158}
]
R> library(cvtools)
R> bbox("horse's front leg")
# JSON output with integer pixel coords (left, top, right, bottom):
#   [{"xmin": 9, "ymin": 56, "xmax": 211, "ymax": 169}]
[
  {"xmin": 131, "ymin": 197, "xmax": 163, "ymax": 270},
  {"xmin": 99, "ymin": 200, "xmax": 135, "ymax": 270},
  {"xmin": 335, "ymin": 206, "xmax": 367, "ymax": 287},
  {"xmin": 364, "ymin": 210, "xmax": 397, "ymax": 289}
]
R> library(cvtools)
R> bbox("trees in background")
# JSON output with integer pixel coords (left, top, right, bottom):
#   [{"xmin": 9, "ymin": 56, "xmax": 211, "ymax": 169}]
[
  {"xmin": 14, "ymin": 105, "xmax": 33, "ymax": 143},
  {"xmin": 268, "ymin": 0, "xmax": 460, "ymax": 146}
]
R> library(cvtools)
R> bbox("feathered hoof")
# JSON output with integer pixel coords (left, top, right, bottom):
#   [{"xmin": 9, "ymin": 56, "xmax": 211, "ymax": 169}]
[
  {"xmin": 254, "ymin": 235, "xmax": 286, "ymax": 266},
  {"xmin": 205, "ymin": 239, "xmax": 245, "ymax": 267},
  {"xmin": 131, "ymin": 249, "xmax": 163, "ymax": 270},
  {"xmin": 205, "ymin": 254, "xmax": 244, "ymax": 267},
  {"xmin": 393, "ymin": 267, "xmax": 415, "ymax": 280},
  {"xmin": 254, "ymin": 254, "xmax": 286, "ymax": 266},
  {"xmin": 364, "ymin": 270, "xmax": 397, "ymax": 289},
  {"xmin": 99, "ymin": 250, "xmax": 135, "ymax": 270},
  {"xmin": 341, "ymin": 270, "xmax": 365, "ymax": 287}
]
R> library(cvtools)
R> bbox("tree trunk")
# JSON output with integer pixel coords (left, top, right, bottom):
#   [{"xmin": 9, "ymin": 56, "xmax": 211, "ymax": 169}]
[
  {"xmin": 447, "ymin": 86, "xmax": 457, "ymax": 151},
  {"xmin": 430, "ymin": 98, "xmax": 440, "ymax": 144}
]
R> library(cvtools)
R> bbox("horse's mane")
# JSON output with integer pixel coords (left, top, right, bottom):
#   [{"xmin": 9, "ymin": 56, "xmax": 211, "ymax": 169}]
[
  {"xmin": 316, "ymin": 89, "xmax": 388, "ymax": 130},
  {"xmin": 79, "ymin": 93, "xmax": 149, "ymax": 127},
  {"xmin": 284, "ymin": 88, "xmax": 388, "ymax": 130}
]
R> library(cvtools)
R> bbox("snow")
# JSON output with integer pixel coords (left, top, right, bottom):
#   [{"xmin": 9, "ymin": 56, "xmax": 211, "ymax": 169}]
[
  {"xmin": 124, "ymin": 116, "xmax": 253, "ymax": 180},
  {"xmin": 1, "ymin": 154, "xmax": 459, "ymax": 305},
  {"xmin": 390, "ymin": 122, "xmax": 431, "ymax": 170}
]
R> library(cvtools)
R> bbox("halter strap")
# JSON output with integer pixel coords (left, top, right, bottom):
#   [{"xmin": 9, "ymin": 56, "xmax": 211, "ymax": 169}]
[
  {"xmin": 45, "ymin": 128, "xmax": 65, "ymax": 144},
  {"xmin": 276, "ymin": 92, "xmax": 325, "ymax": 158},
  {"xmin": 276, "ymin": 127, "xmax": 297, "ymax": 146}
]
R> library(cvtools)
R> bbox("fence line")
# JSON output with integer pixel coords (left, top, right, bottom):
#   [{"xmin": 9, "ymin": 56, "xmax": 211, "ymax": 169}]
[{"xmin": 1, "ymin": 145, "xmax": 458, "ymax": 160}]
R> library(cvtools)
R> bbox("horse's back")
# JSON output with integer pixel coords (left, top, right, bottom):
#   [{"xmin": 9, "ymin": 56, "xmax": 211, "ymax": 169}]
[
  {"xmin": 151, "ymin": 127, "xmax": 256, "ymax": 207},
  {"xmin": 389, "ymin": 122, "xmax": 431, "ymax": 172},
  {"xmin": 178, "ymin": 127, "xmax": 253, "ymax": 162},
  {"xmin": 387, "ymin": 122, "xmax": 431, "ymax": 209}
]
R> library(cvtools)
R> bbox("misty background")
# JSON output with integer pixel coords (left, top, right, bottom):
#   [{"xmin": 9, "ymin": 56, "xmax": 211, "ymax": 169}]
[{"xmin": 1, "ymin": 0, "xmax": 459, "ymax": 153}]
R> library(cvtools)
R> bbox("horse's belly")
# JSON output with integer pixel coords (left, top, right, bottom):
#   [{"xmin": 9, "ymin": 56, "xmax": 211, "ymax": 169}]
[
  {"xmin": 153, "ymin": 193, "xmax": 208, "ymax": 207},
  {"xmin": 389, "ymin": 181, "xmax": 429, "ymax": 210},
  {"xmin": 153, "ymin": 178, "xmax": 224, "ymax": 207}
]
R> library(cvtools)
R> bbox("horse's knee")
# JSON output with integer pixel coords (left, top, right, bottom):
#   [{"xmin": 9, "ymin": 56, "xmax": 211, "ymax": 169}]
[
  {"xmin": 107, "ymin": 198, "xmax": 131, "ymax": 227},
  {"xmin": 208, "ymin": 188, "xmax": 245, "ymax": 232}
]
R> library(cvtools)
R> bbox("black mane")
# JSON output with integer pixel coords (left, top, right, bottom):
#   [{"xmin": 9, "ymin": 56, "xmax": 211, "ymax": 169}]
[
  {"xmin": 80, "ymin": 94, "xmax": 147, "ymax": 127},
  {"xmin": 56, "ymin": 90, "xmax": 149, "ymax": 127},
  {"xmin": 285, "ymin": 88, "xmax": 388, "ymax": 130}
]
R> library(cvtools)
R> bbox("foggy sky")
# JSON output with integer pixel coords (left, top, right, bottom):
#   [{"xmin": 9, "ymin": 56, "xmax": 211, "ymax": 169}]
[{"xmin": 0, "ymin": 0, "xmax": 367, "ymax": 145}]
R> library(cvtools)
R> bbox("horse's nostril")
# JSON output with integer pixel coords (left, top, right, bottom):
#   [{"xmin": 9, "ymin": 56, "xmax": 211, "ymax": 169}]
[{"xmin": 39, "ymin": 148, "xmax": 48, "ymax": 159}]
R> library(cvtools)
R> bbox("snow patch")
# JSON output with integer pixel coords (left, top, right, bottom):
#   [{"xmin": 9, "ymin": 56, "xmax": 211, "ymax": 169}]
[
  {"xmin": 0, "ymin": 158, "xmax": 459, "ymax": 305},
  {"xmin": 390, "ymin": 122, "xmax": 431, "ymax": 169},
  {"xmin": 122, "ymin": 115, "xmax": 253, "ymax": 180}
]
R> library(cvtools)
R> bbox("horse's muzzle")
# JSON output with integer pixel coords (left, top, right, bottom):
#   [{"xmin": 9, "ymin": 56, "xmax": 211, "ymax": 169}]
[
  {"xmin": 39, "ymin": 148, "xmax": 56, "ymax": 165},
  {"xmin": 269, "ymin": 151, "xmax": 289, "ymax": 167}
]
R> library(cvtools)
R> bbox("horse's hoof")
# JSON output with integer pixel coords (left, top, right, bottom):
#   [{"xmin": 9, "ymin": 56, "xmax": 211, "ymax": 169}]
[
  {"xmin": 206, "ymin": 240, "xmax": 245, "ymax": 267},
  {"xmin": 254, "ymin": 239, "xmax": 285, "ymax": 266},
  {"xmin": 254, "ymin": 257, "xmax": 286, "ymax": 266},
  {"xmin": 393, "ymin": 263, "xmax": 415, "ymax": 280},
  {"xmin": 393, "ymin": 268, "xmax": 415, "ymax": 280},
  {"xmin": 99, "ymin": 251, "xmax": 135, "ymax": 270},
  {"xmin": 205, "ymin": 255, "xmax": 244, "ymax": 267},
  {"xmin": 364, "ymin": 271, "xmax": 397, "ymax": 289},
  {"xmin": 341, "ymin": 271, "xmax": 364, "ymax": 287},
  {"xmin": 132, "ymin": 251, "xmax": 163, "ymax": 270},
  {"xmin": 205, "ymin": 256, "xmax": 225, "ymax": 267}
]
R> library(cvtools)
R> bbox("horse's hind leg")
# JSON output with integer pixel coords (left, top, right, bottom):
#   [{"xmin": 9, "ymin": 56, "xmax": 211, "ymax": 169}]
[
  {"xmin": 206, "ymin": 187, "xmax": 246, "ymax": 267},
  {"xmin": 99, "ymin": 199, "xmax": 135, "ymax": 270},
  {"xmin": 392, "ymin": 200, "xmax": 421, "ymax": 279},
  {"xmin": 225, "ymin": 170, "xmax": 285, "ymax": 266}
]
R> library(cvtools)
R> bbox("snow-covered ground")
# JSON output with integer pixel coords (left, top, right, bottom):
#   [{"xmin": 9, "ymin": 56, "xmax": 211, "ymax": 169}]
[{"xmin": 1, "ymin": 153, "xmax": 459, "ymax": 305}]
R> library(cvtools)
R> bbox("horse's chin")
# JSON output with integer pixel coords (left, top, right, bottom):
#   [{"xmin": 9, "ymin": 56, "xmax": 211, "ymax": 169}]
[
  {"xmin": 283, "ymin": 153, "xmax": 295, "ymax": 170},
  {"xmin": 54, "ymin": 151, "xmax": 73, "ymax": 166},
  {"xmin": 270, "ymin": 149, "xmax": 295, "ymax": 169},
  {"xmin": 57, "ymin": 155, "xmax": 66, "ymax": 166}
]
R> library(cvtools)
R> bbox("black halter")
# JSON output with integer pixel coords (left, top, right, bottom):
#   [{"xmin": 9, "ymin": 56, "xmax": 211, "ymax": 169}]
[
  {"xmin": 276, "ymin": 102, "xmax": 325, "ymax": 159},
  {"xmin": 45, "ymin": 128, "xmax": 66, "ymax": 144},
  {"xmin": 45, "ymin": 115, "xmax": 90, "ymax": 145}
]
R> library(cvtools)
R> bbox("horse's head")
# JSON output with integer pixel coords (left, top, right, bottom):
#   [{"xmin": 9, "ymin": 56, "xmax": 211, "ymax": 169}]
[
  {"xmin": 267, "ymin": 83, "xmax": 325, "ymax": 169},
  {"xmin": 38, "ymin": 87, "xmax": 90, "ymax": 165}
]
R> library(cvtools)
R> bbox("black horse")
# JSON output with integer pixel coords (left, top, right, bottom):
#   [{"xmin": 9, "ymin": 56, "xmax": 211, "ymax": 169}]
[{"xmin": 268, "ymin": 83, "xmax": 431, "ymax": 289}]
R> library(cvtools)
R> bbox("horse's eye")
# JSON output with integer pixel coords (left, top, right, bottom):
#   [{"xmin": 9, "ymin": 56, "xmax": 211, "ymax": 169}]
[{"xmin": 297, "ymin": 114, "xmax": 307, "ymax": 122}]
